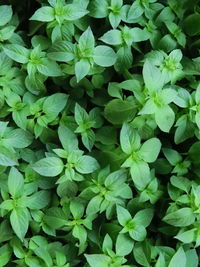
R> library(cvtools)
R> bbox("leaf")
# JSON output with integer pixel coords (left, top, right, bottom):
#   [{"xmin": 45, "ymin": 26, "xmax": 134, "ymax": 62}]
[
  {"xmin": 130, "ymin": 161, "xmax": 151, "ymax": 190},
  {"xmin": 143, "ymin": 60, "xmax": 165, "ymax": 92},
  {"xmin": 37, "ymin": 58, "xmax": 62, "ymax": 77},
  {"xmin": 58, "ymin": 125, "xmax": 78, "ymax": 152},
  {"xmin": 116, "ymin": 234, "xmax": 134, "ymax": 256},
  {"xmin": 155, "ymin": 105, "xmax": 175, "ymax": 132},
  {"xmin": 163, "ymin": 208, "xmax": 195, "ymax": 227},
  {"xmin": 63, "ymin": 4, "xmax": 88, "ymax": 21},
  {"xmin": 30, "ymin": 6, "xmax": 54, "ymax": 22},
  {"xmin": 78, "ymin": 27, "xmax": 95, "ymax": 54},
  {"xmin": 4, "ymin": 129, "xmax": 33, "ymax": 148},
  {"xmin": 183, "ymin": 14, "xmax": 200, "ymax": 36},
  {"xmin": 32, "ymin": 157, "xmax": 64, "ymax": 177},
  {"xmin": 117, "ymin": 205, "xmax": 132, "ymax": 226},
  {"xmin": 0, "ymin": 147, "xmax": 18, "ymax": 166},
  {"xmin": 129, "ymin": 225, "xmax": 147, "ymax": 241},
  {"xmin": 75, "ymin": 155, "xmax": 99, "ymax": 174},
  {"xmin": 128, "ymin": 1, "xmax": 143, "ymax": 20},
  {"xmin": 100, "ymin": 30, "xmax": 122, "ymax": 45},
  {"xmin": 8, "ymin": 167, "xmax": 24, "ymax": 198},
  {"xmin": 43, "ymin": 93, "xmax": 68, "ymax": 115},
  {"xmin": 0, "ymin": 5, "xmax": 12, "ymax": 26},
  {"xmin": 3, "ymin": 44, "xmax": 30, "ymax": 64},
  {"xmin": 134, "ymin": 209, "xmax": 154, "ymax": 227},
  {"xmin": 75, "ymin": 59, "xmax": 90, "ymax": 82},
  {"xmin": 139, "ymin": 138, "xmax": 161, "ymax": 163},
  {"xmin": 10, "ymin": 208, "xmax": 29, "ymax": 241},
  {"xmin": 94, "ymin": 46, "xmax": 117, "ymax": 67},
  {"xmin": 120, "ymin": 123, "xmax": 140, "ymax": 154},
  {"xmin": 104, "ymin": 99, "xmax": 136, "ymax": 125},
  {"xmin": 168, "ymin": 247, "xmax": 186, "ymax": 267},
  {"xmin": 85, "ymin": 254, "xmax": 111, "ymax": 267},
  {"xmin": 26, "ymin": 191, "xmax": 50, "ymax": 210}
]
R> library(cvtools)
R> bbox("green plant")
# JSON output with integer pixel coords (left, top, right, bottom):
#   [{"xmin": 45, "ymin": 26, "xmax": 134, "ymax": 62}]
[{"xmin": 0, "ymin": 0, "xmax": 200, "ymax": 266}]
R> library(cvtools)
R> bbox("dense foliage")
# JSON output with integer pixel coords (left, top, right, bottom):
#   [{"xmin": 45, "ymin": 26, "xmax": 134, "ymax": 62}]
[{"xmin": 0, "ymin": 0, "xmax": 200, "ymax": 266}]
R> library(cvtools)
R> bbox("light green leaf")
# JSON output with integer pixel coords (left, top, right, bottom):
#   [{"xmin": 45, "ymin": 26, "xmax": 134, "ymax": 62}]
[
  {"xmin": 0, "ymin": 5, "xmax": 12, "ymax": 26},
  {"xmin": 75, "ymin": 155, "xmax": 99, "ymax": 174},
  {"xmin": 8, "ymin": 167, "xmax": 24, "ymax": 198},
  {"xmin": 58, "ymin": 125, "xmax": 78, "ymax": 152},
  {"xmin": 30, "ymin": 6, "xmax": 54, "ymax": 22},
  {"xmin": 100, "ymin": 29, "xmax": 122, "ymax": 45},
  {"xmin": 37, "ymin": 58, "xmax": 62, "ymax": 77},
  {"xmin": 155, "ymin": 105, "xmax": 175, "ymax": 132},
  {"xmin": 4, "ymin": 129, "xmax": 33, "ymax": 148},
  {"xmin": 139, "ymin": 138, "xmax": 161, "ymax": 163},
  {"xmin": 32, "ymin": 157, "xmax": 64, "ymax": 177},
  {"xmin": 75, "ymin": 59, "xmax": 90, "ymax": 82},
  {"xmin": 169, "ymin": 247, "xmax": 186, "ymax": 267},
  {"xmin": 116, "ymin": 234, "xmax": 134, "ymax": 256},
  {"xmin": 10, "ymin": 208, "xmax": 29, "ymax": 241},
  {"xmin": 143, "ymin": 60, "xmax": 165, "ymax": 92},
  {"xmin": 43, "ymin": 93, "xmax": 68, "ymax": 115},
  {"xmin": 85, "ymin": 254, "xmax": 111, "ymax": 267},
  {"xmin": 3, "ymin": 44, "xmax": 30, "ymax": 64},
  {"xmin": 129, "ymin": 225, "xmax": 147, "ymax": 241},
  {"xmin": 120, "ymin": 123, "xmax": 140, "ymax": 154},
  {"xmin": 94, "ymin": 45, "xmax": 117, "ymax": 67},
  {"xmin": 26, "ymin": 191, "xmax": 50, "ymax": 210},
  {"xmin": 117, "ymin": 205, "xmax": 132, "ymax": 226},
  {"xmin": 130, "ymin": 161, "xmax": 151, "ymax": 190},
  {"xmin": 163, "ymin": 208, "xmax": 195, "ymax": 227}
]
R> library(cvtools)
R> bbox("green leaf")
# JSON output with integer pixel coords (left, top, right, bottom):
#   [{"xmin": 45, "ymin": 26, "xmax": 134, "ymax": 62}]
[
  {"xmin": 4, "ymin": 129, "xmax": 33, "ymax": 148},
  {"xmin": 139, "ymin": 138, "xmax": 161, "ymax": 163},
  {"xmin": 100, "ymin": 30, "xmax": 122, "ymax": 45},
  {"xmin": 58, "ymin": 125, "xmax": 78, "ymax": 152},
  {"xmin": 143, "ymin": 60, "xmax": 165, "ymax": 92},
  {"xmin": 169, "ymin": 247, "xmax": 186, "ymax": 267},
  {"xmin": 63, "ymin": 4, "xmax": 88, "ymax": 20},
  {"xmin": 85, "ymin": 254, "xmax": 111, "ymax": 267},
  {"xmin": 155, "ymin": 105, "xmax": 175, "ymax": 132},
  {"xmin": 0, "ymin": 5, "xmax": 12, "ymax": 26},
  {"xmin": 75, "ymin": 155, "xmax": 99, "ymax": 174},
  {"xmin": 78, "ymin": 27, "xmax": 95, "ymax": 54},
  {"xmin": 26, "ymin": 191, "xmax": 50, "ymax": 210},
  {"xmin": 3, "ymin": 44, "xmax": 30, "ymax": 64},
  {"xmin": 104, "ymin": 99, "xmax": 136, "ymax": 125},
  {"xmin": 8, "ymin": 167, "xmax": 24, "ymax": 198},
  {"xmin": 129, "ymin": 225, "xmax": 147, "ymax": 241},
  {"xmin": 130, "ymin": 161, "xmax": 151, "ymax": 190},
  {"xmin": 94, "ymin": 46, "xmax": 117, "ymax": 67},
  {"xmin": 32, "ymin": 157, "xmax": 64, "ymax": 177},
  {"xmin": 43, "ymin": 93, "xmax": 68, "ymax": 115},
  {"xmin": 10, "ymin": 208, "xmax": 29, "ymax": 241},
  {"xmin": 0, "ymin": 147, "xmax": 18, "ymax": 166},
  {"xmin": 116, "ymin": 234, "xmax": 134, "ymax": 256},
  {"xmin": 117, "ymin": 205, "xmax": 132, "ymax": 226},
  {"xmin": 75, "ymin": 59, "xmax": 90, "ymax": 82},
  {"xmin": 30, "ymin": 6, "xmax": 54, "ymax": 22},
  {"xmin": 134, "ymin": 209, "xmax": 154, "ymax": 228},
  {"xmin": 163, "ymin": 208, "xmax": 195, "ymax": 227},
  {"xmin": 120, "ymin": 123, "xmax": 140, "ymax": 154},
  {"xmin": 183, "ymin": 14, "xmax": 200, "ymax": 36},
  {"xmin": 128, "ymin": 1, "xmax": 143, "ymax": 20},
  {"xmin": 37, "ymin": 58, "xmax": 62, "ymax": 77}
]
